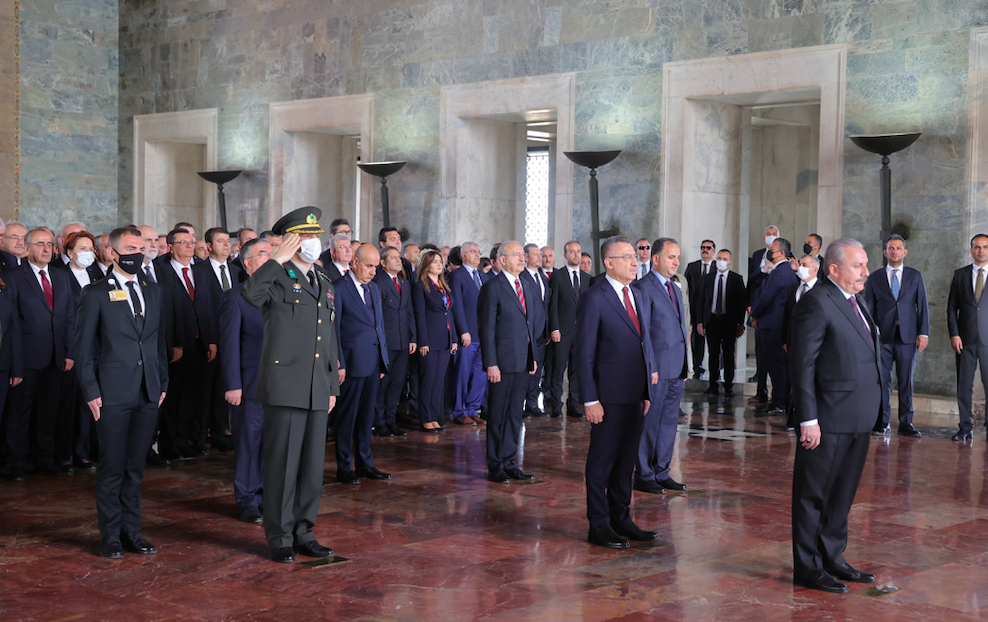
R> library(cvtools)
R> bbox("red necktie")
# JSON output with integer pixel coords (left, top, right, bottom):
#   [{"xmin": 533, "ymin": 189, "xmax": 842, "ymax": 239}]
[
  {"xmin": 514, "ymin": 278, "xmax": 526, "ymax": 314},
  {"xmin": 623, "ymin": 286, "xmax": 640, "ymax": 334},
  {"xmin": 182, "ymin": 267, "xmax": 195, "ymax": 301},
  {"xmin": 40, "ymin": 269, "xmax": 54, "ymax": 309},
  {"xmin": 394, "ymin": 276, "xmax": 401, "ymax": 294}
]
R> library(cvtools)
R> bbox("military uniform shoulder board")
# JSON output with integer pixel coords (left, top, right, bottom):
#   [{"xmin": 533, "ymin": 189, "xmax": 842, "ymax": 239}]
[{"xmin": 285, "ymin": 266, "xmax": 298, "ymax": 279}]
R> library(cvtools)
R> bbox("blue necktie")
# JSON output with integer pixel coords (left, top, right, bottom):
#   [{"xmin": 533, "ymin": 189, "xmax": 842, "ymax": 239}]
[
  {"xmin": 891, "ymin": 269, "xmax": 899, "ymax": 300},
  {"xmin": 473, "ymin": 268, "xmax": 482, "ymax": 290},
  {"xmin": 361, "ymin": 283, "xmax": 373, "ymax": 311}
]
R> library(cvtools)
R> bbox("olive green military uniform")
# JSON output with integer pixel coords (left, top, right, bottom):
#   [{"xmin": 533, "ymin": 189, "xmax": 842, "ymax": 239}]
[{"xmin": 242, "ymin": 254, "xmax": 340, "ymax": 551}]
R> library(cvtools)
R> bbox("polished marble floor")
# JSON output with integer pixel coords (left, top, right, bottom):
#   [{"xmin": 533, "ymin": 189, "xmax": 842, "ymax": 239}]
[{"xmin": 3, "ymin": 389, "xmax": 988, "ymax": 621}]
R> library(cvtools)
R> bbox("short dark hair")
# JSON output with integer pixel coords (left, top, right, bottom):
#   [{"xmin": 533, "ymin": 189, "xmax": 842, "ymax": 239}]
[
  {"xmin": 239, "ymin": 238, "xmax": 267, "ymax": 262},
  {"xmin": 601, "ymin": 235, "xmax": 632, "ymax": 260},
  {"xmin": 701, "ymin": 239, "xmax": 716, "ymax": 249},
  {"xmin": 259, "ymin": 230, "xmax": 277, "ymax": 240},
  {"xmin": 971, "ymin": 234, "xmax": 988, "ymax": 247},
  {"xmin": 330, "ymin": 218, "xmax": 351, "ymax": 235},
  {"xmin": 523, "ymin": 243, "xmax": 540, "ymax": 254},
  {"xmin": 489, "ymin": 243, "xmax": 501, "ymax": 262},
  {"xmin": 651, "ymin": 237, "xmax": 678, "ymax": 258},
  {"xmin": 808, "ymin": 233, "xmax": 823, "ymax": 248},
  {"xmin": 238, "ymin": 227, "xmax": 256, "ymax": 243},
  {"xmin": 109, "ymin": 226, "xmax": 143, "ymax": 252},
  {"xmin": 775, "ymin": 237, "xmax": 793, "ymax": 259},
  {"xmin": 421, "ymin": 243, "xmax": 439, "ymax": 252},
  {"xmin": 448, "ymin": 245, "xmax": 462, "ymax": 267},
  {"xmin": 174, "ymin": 221, "xmax": 195, "ymax": 231},
  {"xmin": 717, "ymin": 248, "xmax": 733, "ymax": 258},
  {"xmin": 378, "ymin": 227, "xmax": 399, "ymax": 245},
  {"xmin": 885, "ymin": 233, "xmax": 906, "ymax": 247},
  {"xmin": 581, "ymin": 251, "xmax": 591, "ymax": 259},
  {"xmin": 204, "ymin": 227, "xmax": 229, "ymax": 244},
  {"xmin": 166, "ymin": 228, "xmax": 192, "ymax": 245},
  {"xmin": 380, "ymin": 246, "xmax": 399, "ymax": 260}
]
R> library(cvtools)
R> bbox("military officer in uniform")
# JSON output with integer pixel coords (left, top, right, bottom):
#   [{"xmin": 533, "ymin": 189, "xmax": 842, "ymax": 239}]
[{"xmin": 241, "ymin": 207, "xmax": 341, "ymax": 564}]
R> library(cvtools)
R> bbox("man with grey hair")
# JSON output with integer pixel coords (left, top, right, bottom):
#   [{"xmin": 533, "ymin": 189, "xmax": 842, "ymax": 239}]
[
  {"xmin": 747, "ymin": 224, "xmax": 780, "ymax": 394},
  {"xmin": 2, "ymin": 221, "xmax": 28, "ymax": 264},
  {"xmin": 540, "ymin": 245, "xmax": 555, "ymax": 276},
  {"xmin": 448, "ymin": 241, "xmax": 489, "ymax": 425},
  {"xmin": 790, "ymin": 237, "xmax": 882, "ymax": 593},
  {"xmin": 522, "ymin": 243, "xmax": 550, "ymax": 417},
  {"xmin": 321, "ymin": 233, "xmax": 352, "ymax": 281}
]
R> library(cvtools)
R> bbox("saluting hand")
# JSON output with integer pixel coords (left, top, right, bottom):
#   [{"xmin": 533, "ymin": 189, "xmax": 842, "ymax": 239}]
[{"xmin": 273, "ymin": 233, "xmax": 302, "ymax": 264}]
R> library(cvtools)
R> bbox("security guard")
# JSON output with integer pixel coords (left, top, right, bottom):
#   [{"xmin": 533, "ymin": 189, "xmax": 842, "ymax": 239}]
[{"xmin": 241, "ymin": 207, "xmax": 340, "ymax": 564}]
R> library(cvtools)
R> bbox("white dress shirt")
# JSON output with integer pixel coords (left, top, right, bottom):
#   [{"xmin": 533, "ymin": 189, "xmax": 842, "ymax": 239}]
[
  {"xmin": 525, "ymin": 267, "xmax": 546, "ymax": 300},
  {"xmin": 110, "ymin": 268, "xmax": 146, "ymax": 317},
  {"xmin": 28, "ymin": 260, "xmax": 54, "ymax": 292},
  {"xmin": 795, "ymin": 277, "xmax": 817, "ymax": 303},
  {"xmin": 349, "ymin": 269, "xmax": 366, "ymax": 303},
  {"xmin": 208, "ymin": 256, "xmax": 232, "ymax": 288},
  {"xmin": 170, "ymin": 257, "xmax": 195, "ymax": 291},
  {"xmin": 69, "ymin": 264, "xmax": 91, "ymax": 290}
]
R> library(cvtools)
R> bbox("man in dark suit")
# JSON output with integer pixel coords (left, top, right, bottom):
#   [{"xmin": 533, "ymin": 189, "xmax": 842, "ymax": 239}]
[
  {"xmin": 373, "ymin": 246, "xmax": 416, "ymax": 436},
  {"xmin": 790, "ymin": 238, "xmax": 882, "ymax": 593},
  {"xmin": 747, "ymin": 224, "xmax": 780, "ymax": 399},
  {"xmin": 318, "ymin": 218, "xmax": 351, "ymax": 270},
  {"xmin": 522, "ymin": 243, "xmax": 550, "ymax": 417},
  {"xmin": 320, "ymin": 233, "xmax": 352, "ymax": 282},
  {"xmin": 154, "ymin": 227, "xmax": 218, "ymax": 459},
  {"xmin": 194, "ymin": 227, "xmax": 244, "ymax": 452},
  {"xmin": 540, "ymin": 246, "xmax": 555, "ymax": 276},
  {"xmin": 698, "ymin": 249, "xmax": 747, "ymax": 397},
  {"xmin": 804, "ymin": 233, "xmax": 824, "ymax": 267},
  {"xmin": 684, "ymin": 239, "xmax": 716, "ymax": 379},
  {"xmin": 75, "ymin": 226, "xmax": 168, "ymax": 559},
  {"xmin": 219, "ymin": 238, "xmax": 270, "ymax": 525},
  {"xmin": 1, "ymin": 221, "xmax": 28, "ymax": 267},
  {"xmin": 378, "ymin": 226, "xmax": 415, "ymax": 282},
  {"xmin": 750, "ymin": 238, "xmax": 798, "ymax": 415},
  {"xmin": 864, "ymin": 234, "xmax": 929, "ymax": 437},
  {"xmin": 478, "ymin": 241, "xmax": 541, "ymax": 482},
  {"xmin": 781, "ymin": 255, "xmax": 820, "ymax": 429},
  {"xmin": 242, "ymin": 207, "xmax": 341, "ymax": 563},
  {"xmin": 575, "ymin": 236, "xmax": 658, "ymax": 549},
  {"xmin": 448, "ymin": 241, "xmax": 490, "ymax": 425},
  {"xmin": 947, "ymin": 233, "xmax": 988, "ymax": 441},
  {"xmin": 633, "ymin": 238, "xmax": 688, "ymax": 495},
  {"xmin": 334, "ymin": 244, "xmax": 391, "ymax": 484},
  {"xmin": 230, "ymin": 228, "xmax": 257, "ymax": 273},
  {"xmin": 546, "ymin": 241, "xmax": 590, "ymax": 417},
  {"xmin": 5, "ymin": 228, "xmax": 75, "ymax": 479}
]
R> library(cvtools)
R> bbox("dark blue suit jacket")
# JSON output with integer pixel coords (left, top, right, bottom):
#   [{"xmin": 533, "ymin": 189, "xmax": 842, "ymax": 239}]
[
  {"xmin": 574, "ymin": 278, "xmax": 654, "ymax": 405},
  {"xmin": 448, "ymin": 266, "xmax": 489, "ymax": 339},
  {"xmin": 412, "ymin": 279, "xmax": 457, "ymax": 351},
  {"xmin": 0, "ymin": 281, "xmax": 23, "ymax": 376},
  {"xmin": 520, "ymin": 268, "xmax": 549, "ymax": 339},
  {"xmin": 372, "ymin": 270, "xmax": 416, "ymax": 349},
  {"xmin": 478, "ymin": 272, "xmax": 539, "ymax": 373},
  {"xmin": 864, "ymin": 266, "xmax": 929, "ymax": 345},
  {"xmin": 634, "ymin": 272, "xmax": 687, "ymax": 381},
  {"xmin": 153, "ymin": 257, "xmax": 218, "ymax": 346},
  {"xmin": 8, "ymin": 262, "xmax": 75, "ymax": 370},
  {"xmin": 0, "ymin": 250, "xmax": 20, "ymax": 277},
  {"xmin": 334, "ymin": 275, "xmax": 389, "ymax": 378},
  {"xmin": 219, "ymin": 282, "xmax": 264, "ymax": 401},
  {"xmin": 750, "ymin": 263, "xmax": 798, "ymax": 330}
]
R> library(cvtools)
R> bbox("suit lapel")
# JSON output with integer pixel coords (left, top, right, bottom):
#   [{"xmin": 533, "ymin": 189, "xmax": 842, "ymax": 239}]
[
  {"xmin": 498, "ymin": 273, "xmax": 525, "ymax": 316},
  {"xmin": 603, "ymin": 282, "xmax": 640, "ymax": 337},
  {"xmin": 826, "ymin": 285, "xmax": 874, "ymax": 351},
  {"xmin": 24, "ymin": 265, "xmax": 51, "ymax": 311}
]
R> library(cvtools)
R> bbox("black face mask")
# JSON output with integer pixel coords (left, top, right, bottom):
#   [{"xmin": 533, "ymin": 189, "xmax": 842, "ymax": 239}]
[
  {"xmin": 117, "ymin": 252, "xmax": 145, "ymax": 275},
  {"xmin": 803, "ymin": 243, "xmax": 813, "ymax": 255}
]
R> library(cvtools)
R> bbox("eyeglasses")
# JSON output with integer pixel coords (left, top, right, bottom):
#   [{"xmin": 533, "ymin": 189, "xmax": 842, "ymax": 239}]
[
  {"xmin": 700, "ymin": 245, "xmax": 714, "ymax": 250},
  {"xmin": 606, "ymin": 254, "xmax": 637, "ymax": 262},
  {"xmin": 637, "ymin": 245, "xmax": 650, "ymax": 250},
  {"xmin": 31, "ymin": 242, "xmax": 54, "ymax": 249}
]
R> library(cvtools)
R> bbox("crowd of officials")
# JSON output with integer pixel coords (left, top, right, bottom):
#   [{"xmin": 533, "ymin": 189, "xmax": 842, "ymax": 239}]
[{"xmin": 3, "ymin": 207, "xmax": 984, "ymax": 587}]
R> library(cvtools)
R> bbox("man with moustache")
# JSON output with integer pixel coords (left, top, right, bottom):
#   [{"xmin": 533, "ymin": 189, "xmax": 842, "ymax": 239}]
[
  {"xmin": 790, "ymin": 238, "xmax": 882, "ymax": 593},
  {"xmin": 2, "ymin": 222, "xmax": 28, "ymax": 265},
  {"xmin": 576, "ymin": 236, "xmax": 658, "ymax": 548},
  {"xmin": 478, "ymin": 241, "xmax": 541, "ymax": 482},
  {"xmin": 685, "ymin": 239, "xmax": 717, "ymax": 379},
  {"xmin": 540, "ymin": 246, "xmax": 555, "ymax": 277},
  {"xmin": 241, "ymin": 207, "xmax": 341, "ymax": 563}
]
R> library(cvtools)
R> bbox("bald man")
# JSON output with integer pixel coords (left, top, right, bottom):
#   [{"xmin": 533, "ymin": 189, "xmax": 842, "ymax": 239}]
[{"xmin": 333, "ymin": 244, "xmax": 391, "ymax": 484}]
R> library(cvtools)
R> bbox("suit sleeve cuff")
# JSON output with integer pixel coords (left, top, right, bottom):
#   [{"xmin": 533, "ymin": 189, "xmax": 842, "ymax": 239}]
[
  {"xmin": 800, "ymin": 419, "xmax": 818, "ymax": 427},
  {"xmin": 584, "ymin": 401, "xmax": 599, "ymax": 407}
]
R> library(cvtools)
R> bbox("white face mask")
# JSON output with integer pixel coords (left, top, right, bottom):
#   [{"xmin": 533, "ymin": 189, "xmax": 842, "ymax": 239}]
[
  {"xmin": 145, "ymin": 245, "xmax": 158, "ymax": 260},
  {"xmin": 298, "ymin": 238, "xmax": 322, "ymax": 264},
  {"xmin": 764, "ymin": 235, "xmax": 778, "ymax": 247},
  {"xmin": 715, "ymin": 259, "xmax": 730, "ymax": 272},
  {"xmin": 797, "ymin": 266, "xmax": 811, "ymax": 281},
  {"xmin": 74, "ymin": 251, "xmax": 95, "ymax": 268}
]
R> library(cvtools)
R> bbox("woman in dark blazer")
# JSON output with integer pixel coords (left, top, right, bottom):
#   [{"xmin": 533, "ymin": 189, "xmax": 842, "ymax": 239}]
[
  {"xmin": 412, "ymin": 250, "xmax": 458, "ymax": 432},
  {"xmin": 53, "ymin": 231, "xmax": 100, "ymax": 469}
]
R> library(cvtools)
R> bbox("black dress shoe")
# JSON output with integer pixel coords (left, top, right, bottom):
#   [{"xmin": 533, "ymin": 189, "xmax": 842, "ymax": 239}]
[
  {"xmin": 373, "ymin": 427, "xmax": 394, "ymax": 437},
  {"xmin": 210, "ymin": 435, "xmax": 234, "ymax": 452},
  {"xmin": 121, "ymin": 532, "xmax": 157, "ymax": 555},
  {"xmin": 766, "ymin": 406, "xmax": 786, "ymax": 416},
  {"xmin": 240, "ymin": 506, "xmax": 263, "ymax": 525},
  {"xmin": 747, "ymin": 394, "xmax": 768, "ymax": 405},
  {"xmin": 825, "ymin": 562, "xmax": 876, "ymax": 583},
  {"xmin": 871, "ymin": 424, "xmax": 891, "ymax": 436},
  {"xmin": 4, "ymin": 466, "xmax": 25, "ymax": 482},
  {"xmin": 633, "ymin": 479, "xmax": 666, "ymax": 494},
  {"xmin": 612, "ymin": 522, "xmax": 657, "ymax": 541},
  {"xmin": 100, "ymin": 536, "xmax": 124, "ymax": 559},
  {"xmin": 704, "ymin": 385, "xmax": 720, "ymax": 396},
  {"xmin": 272, "ymin": 547, "xmax": 295, "ymax": 563},
  {"xmin": 488, "ymin": 469, "xmax": 510, "ymax": 483},
  {"xmin": 145, "ymin": 450, "xmax": 169, "ymax": 466},
  {"xmin": 73, "ymin": 458, "xmax": 96, "ymax": 470},
  {"xmin": 724, "ymin": 388, "xmax": 735, "ymax": 397},
  {"xmin": 295, "ymin": 540, "xmax": 333, "ymax": 558},
  {"xmin": 794, "ymin": 569, "xmax": 847, "ymax": 593},
  {"xmin": 526, "ymin": 407, "xmax": 548, "ymax": 418},
  {"xmin": 657, "ymin": 477, "xmax": 687, "ymax": 492},
  {"xmin": 588, "ymin": 526, "xmax": 630, "ymax": 549},
  {"xmin": 387, "ymin": 422, "xmax": 407, "ymax": 437},
  {"xmin": 953, "ymin": 430, "xmax": 974, "ymax": 441},
  {"xmin": 504, "ymin": 467, "xmax": 534, "ymax": 481},
  {"xmin": 747, "ymin": 374, "xmax": 758, "ymax": 383},
  {"xmin": 897, "ymin": 423, "xmax": 921, "ymax": 437},
  {"xmin": 336, "ymin": 470, "xmax": 361, "ymax": 484},
  {"xmin": 418, "ymin": 425, "xmax": 439, "ymax": 433},
  {"xmin": 356, "ymin": 466, "xmax": 392, "ymax": 480}
]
